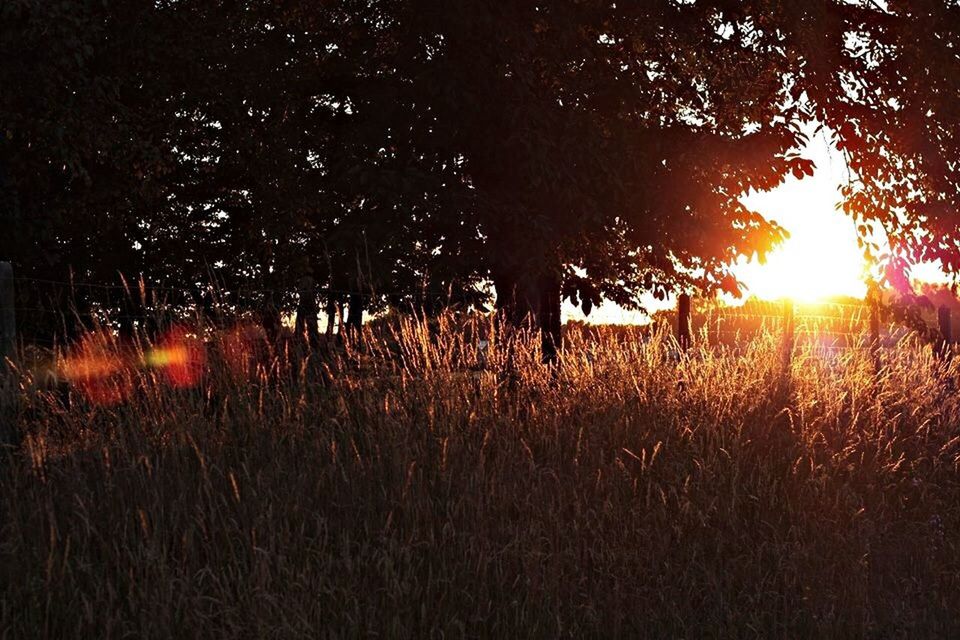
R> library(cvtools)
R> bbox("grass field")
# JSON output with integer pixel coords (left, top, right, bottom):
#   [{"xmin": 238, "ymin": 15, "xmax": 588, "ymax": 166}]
[{"xmin": 2, "ymin": 317, "xmax": 960, "ymax": 638}]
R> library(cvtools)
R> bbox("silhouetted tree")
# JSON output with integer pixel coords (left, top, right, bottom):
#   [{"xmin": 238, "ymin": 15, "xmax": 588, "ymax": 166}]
[{"xmin": 7, "ymin": 0, "xmax": 960, "ymax": 355}]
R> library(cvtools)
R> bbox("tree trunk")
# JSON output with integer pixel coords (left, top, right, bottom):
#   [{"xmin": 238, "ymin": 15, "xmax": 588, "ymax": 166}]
[
  {"xmin": 325, "ymin": 293, "xmax": 339, "ymax": 338},
  {"xmin": 261, "ymin": 304, "xmax": 281, "ymax": 344},
  {"xmin": 118, "ymin": 311, "xmax": 135, "ymax": 341},
  {"xmin": 538, "ymin": 273, "xmax": 562, "ymax": 364},
  {"xmin": 294, "ymin": 275, "xmax": 320, "ymax": 347},
  {"xmin": 493, "ymin": 271, "xmax": 537, "ymax": 329},
  {"xmin": 494, "ymin": 269, "xmax": 563, "ymax": 363},
  {"xmin": 346, "ymin": 293, "xmax": 364, "ymax": 337}
]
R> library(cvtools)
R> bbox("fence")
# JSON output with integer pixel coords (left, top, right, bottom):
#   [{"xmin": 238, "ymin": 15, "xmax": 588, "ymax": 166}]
[
  {"xmin": 0, "ymin": 263, "xmax": 492, "ymax": 351},
  {"xmin": 674, "ymin": 293, "xmax": 956, "ymax": 368},
  {"xmin": 3, "ymin": 261, "xmax": 958, "ymax": 366}
]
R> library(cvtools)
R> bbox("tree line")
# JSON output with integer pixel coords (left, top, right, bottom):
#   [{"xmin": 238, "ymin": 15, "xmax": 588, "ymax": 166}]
[{"xmin": 3, "ymin": 0, "xmax": 959, "ymax": 355}]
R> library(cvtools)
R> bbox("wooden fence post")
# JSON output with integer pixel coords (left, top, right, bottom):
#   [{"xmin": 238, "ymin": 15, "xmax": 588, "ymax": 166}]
[
  {"xmin": 677, "ymin": 293, "xmax": 691, "ymax": 352},
  {"xmin": 782, "ymin": 298, "xmax": 795, "ymax": 372},
  {"xmin": 0, "ymin": 262, "xmax": 14, "ymax": 365},
  {"xmin": 0, "ymin": 262, "xmax": 17, "ymax": 454},
  {"xmin": 938, "ymin": 305, "xmax": 952, "ymax": 357},
  {"xmin": 870, "ymin": 298, "xmax": 881, "ymax": 372}
]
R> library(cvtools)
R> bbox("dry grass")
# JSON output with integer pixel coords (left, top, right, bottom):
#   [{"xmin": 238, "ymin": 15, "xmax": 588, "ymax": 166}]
[{"xmin": 2, "ymin": 316, "xmax": 960, "ymax": 638}]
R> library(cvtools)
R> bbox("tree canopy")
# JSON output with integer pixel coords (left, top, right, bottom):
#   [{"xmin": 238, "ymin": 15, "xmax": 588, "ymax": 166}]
[{"xmin": 3, "ymin": 0, "xmax": 959, "ymax": 347}]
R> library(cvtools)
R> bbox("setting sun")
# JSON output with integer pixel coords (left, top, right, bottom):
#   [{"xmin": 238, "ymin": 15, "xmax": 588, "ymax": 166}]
[
  {"xmin": 565, "ymin": 131, "xmax": 872, "ymax": 323},
  {"xmin": 733, "ymin": 133, "xmax": 868, "ymax": 302}
]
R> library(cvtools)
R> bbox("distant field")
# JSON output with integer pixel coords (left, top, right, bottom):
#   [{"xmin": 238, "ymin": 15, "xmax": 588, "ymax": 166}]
[{"xmin": 2, "ymin": 319, "xmax": 960, "ymax": 638}]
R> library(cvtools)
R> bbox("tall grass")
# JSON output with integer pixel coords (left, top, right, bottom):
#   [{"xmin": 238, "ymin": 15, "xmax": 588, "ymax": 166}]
[{"xmin": 2, "ymin": 317, "xmax": 960, "ymax": 638}]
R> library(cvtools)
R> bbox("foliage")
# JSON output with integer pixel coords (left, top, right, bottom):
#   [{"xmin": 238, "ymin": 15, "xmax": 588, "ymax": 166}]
[
  {"xmin": 816, "ymin": 1, "xmax": 960, "ymax": 278},
  {"xmin": 4, "ymin": 1, "xmax": 960, "ymax": 342},
  {"xmin": 0, "ymin": 2, "xmax": 823, "ymax": 335}
]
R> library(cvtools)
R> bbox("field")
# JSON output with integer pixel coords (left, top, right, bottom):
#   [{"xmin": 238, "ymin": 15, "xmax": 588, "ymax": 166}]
[{"xmin": 2, "ymin": 318, "xmax": 960, "ymax": 638}]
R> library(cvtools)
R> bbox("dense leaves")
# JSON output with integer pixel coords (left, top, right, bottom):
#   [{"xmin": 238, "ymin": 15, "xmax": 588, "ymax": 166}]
[{"xmin": 2, "ymin": 0, "xmax": 958, "ymax": 342}]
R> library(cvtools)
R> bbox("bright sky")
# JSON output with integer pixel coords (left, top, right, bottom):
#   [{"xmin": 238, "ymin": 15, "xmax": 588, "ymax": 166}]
[
  {"xmin": 564, "ymin": 125, "xmax": 881, "ymax": 324},
  {"xmin": 732, "ymin": 126, "xmax": 868, "ymax": 303}
]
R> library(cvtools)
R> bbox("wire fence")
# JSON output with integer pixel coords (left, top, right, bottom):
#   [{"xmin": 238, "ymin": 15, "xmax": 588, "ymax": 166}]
[
  {"xmin": 671, "ymin": 295, "xmax": 958, "ymax": 370},
  {"xmin": 7, "ymin": 271, "xmax": 489, "ymax": 346},
  {"xmin": 4, "ymin": 270, "xmax": 958, "ymax": 363},
  {"xmin": 11, "ymin": 275, "xmax": 471, "ymax": 299}
]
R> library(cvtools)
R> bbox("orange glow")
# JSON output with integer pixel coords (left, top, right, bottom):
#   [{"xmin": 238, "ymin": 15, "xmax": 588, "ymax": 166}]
[
  {"xmin": 911, "ymin": 261, "xmax": 950, "ymax": 287},
  {"xmin": 148, "ymin": 326, "xmax": 206, "ymax": 388},
  {"xmin": 564, "ymin": 129, "xmax": 874, "ymax": 324},
  {"xmin": 61, "ymin": 353, "xmax": 123, "ymax": 381},
  {"xmin": 59, "ymin": 326, "xmax": 211, "ymax": 404},
  {"xmin": 60, "ymin": 334, "xmax": 132, "ymax": 405},
  {"xmin": 732, "ymin": 209, "xmax": 868, "ymax": 302},
  {"xmin": 733, "ymin": 133, "xmax": 869, "ymax": 302}
]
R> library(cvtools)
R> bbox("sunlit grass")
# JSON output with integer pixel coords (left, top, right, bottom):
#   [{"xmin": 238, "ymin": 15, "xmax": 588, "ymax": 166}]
[{"xmin": 2, "ymin": 316, "xmax": 960, "ymax": 637}]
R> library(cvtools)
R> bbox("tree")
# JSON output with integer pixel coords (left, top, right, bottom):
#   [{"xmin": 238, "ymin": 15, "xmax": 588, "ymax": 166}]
[
  {"xmin": 0, "ymin": 0, "xmax": 209, "ymax": 339},
  {"xmin": 8, "ymin": 0, "xmax": 960, "ymax": 354},
  {"xmin": 795, "ymin": 1, "xmax": 960, "ymax": 284},
  {"xmin": 398, "ymin": 1, "xmax": 816, "ymax": 357}
]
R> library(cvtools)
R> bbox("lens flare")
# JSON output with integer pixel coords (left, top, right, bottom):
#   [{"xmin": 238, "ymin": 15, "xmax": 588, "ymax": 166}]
[
  {"xmin": 147, "ymin": 326, "xmax": 206, "ymax": 388},
  {"xmin": 60, "ymin": 334, "xmax": 132, "ymax": 405}
]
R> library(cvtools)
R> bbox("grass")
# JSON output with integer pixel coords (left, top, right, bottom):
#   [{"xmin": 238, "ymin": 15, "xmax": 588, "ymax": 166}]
[{"xmin": 2, "ymin": 316, "xmax": 960, "ymax": 638}]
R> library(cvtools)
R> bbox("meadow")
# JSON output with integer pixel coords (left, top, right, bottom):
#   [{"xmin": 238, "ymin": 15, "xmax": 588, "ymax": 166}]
[{"xmin": 2, "ymin": 317, "xmax": 960, "ymax": 638}]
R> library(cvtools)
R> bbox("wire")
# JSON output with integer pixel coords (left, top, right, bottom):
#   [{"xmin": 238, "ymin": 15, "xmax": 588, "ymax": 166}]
[{"xmin": 12, "ymin": 275, "xmax": 473, "ymax": 299}]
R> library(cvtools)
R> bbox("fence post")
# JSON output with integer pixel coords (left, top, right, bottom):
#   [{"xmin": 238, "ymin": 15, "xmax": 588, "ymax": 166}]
[
  {"xmin": 782, "ymin": 298, "xmax": 795, "ymax": 372},
  {"xmin": 938, "ymin": 305, "xmax": 952, "ymax": 357},
  {"xmin": 0, "ymin": 262, "xmax": 17, "ymax": 455},
  {"xmin": 870, "ymin": 298, "xmax": 881, "ymax": 372},
  {"xmin": 677, "ymin": 293, "xmax": 691, "ymax": 352},
  {"xmin": 0, "ymin": 262, "xmax": 14, "ymax": 365}
]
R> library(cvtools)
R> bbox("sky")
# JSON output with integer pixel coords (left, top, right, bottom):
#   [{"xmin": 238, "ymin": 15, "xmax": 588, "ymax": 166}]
[{"xmin": 733, "ymin": 127, "xmax": 867, "ymax": 302}]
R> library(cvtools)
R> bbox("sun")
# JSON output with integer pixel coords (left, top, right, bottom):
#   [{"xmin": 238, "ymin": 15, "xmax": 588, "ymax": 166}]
[
  {"xmin": 732, "ymin": 134, "xmax": 868, "ymax": 303},
  {"xmin": 567, "ymin": 129, "xmax": 873, "ymax": 324}
]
